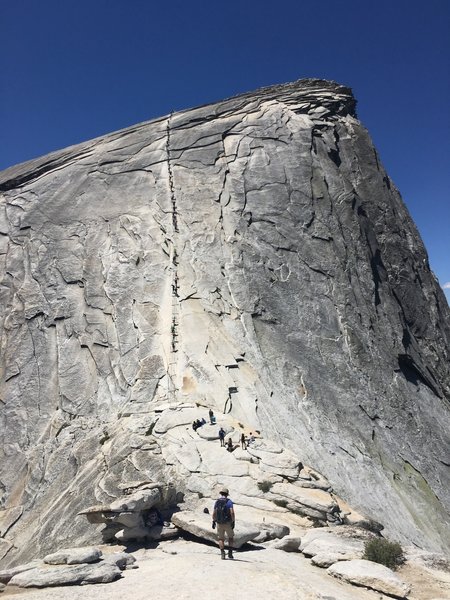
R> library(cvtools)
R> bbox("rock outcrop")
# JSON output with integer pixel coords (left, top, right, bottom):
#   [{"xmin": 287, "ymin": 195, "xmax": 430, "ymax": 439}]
[
  {"xmin": 0, "ymin": 78, "xmax": 449, "ymax": 565},
  {"xmin": 0, "ymin": 547, "xmax": 135, "ymax": 588},
  {"xmin": 328, "ymin": 559, "xmax": 411, "ymax": 598}
]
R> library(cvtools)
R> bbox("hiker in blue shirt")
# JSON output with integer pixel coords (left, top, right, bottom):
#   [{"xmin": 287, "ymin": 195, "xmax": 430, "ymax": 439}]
[
  {"xmin": 218, "ymin": 427, "xmax": 226, "ymax": 447},
  {"xmin": 212, "ymin": 488, "xmax": 235, "ymax": 559}
]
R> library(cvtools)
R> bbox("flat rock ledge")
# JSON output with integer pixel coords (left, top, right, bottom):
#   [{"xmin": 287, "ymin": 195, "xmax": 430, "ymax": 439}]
[
  {"xmin": 171, "ymin": 511, "xmax": 260, "ymax": 548},
  {"xmin": 0, "ymin": 548, "xmax": 136, "ymax": 589},
  {"xmin": 328, "ymin": 558, "xmax": 411, "ymax": 598},
  {"xmin": 9, "ymin": 563, "xmax": 122, "ymax": 588}
]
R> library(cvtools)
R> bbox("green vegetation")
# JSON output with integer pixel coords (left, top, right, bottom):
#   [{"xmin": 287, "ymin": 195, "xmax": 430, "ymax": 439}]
[
  {"xmin": 363, "ymin": 538, "xmax": 404, "ymax": 570},
  {"xmin": 257, "ymin": 480, "xmax": 273, "ymax": 493}
]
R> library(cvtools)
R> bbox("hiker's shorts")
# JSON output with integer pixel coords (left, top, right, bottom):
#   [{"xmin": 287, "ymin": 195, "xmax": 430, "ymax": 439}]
[{"xmin": 217, "ymin": 522, "xmax": 234, "ymax": 541}]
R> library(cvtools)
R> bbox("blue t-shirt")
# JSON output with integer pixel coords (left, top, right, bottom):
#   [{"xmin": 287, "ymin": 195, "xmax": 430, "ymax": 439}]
[{"xmin": 214, "ymin": 497, "xmax": 233, "ymax": 522}]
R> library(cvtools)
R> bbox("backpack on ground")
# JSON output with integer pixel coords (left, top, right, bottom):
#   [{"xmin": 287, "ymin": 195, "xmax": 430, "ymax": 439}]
[{"xmin": 214, "ymin": 498, "xmax": 231, "ymax": 523}]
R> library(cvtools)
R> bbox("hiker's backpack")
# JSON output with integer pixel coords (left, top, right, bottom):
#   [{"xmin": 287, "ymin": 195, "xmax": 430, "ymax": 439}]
[{"xmin": 215, "ymin": 498, "xmax": 231, "ymax": 523}]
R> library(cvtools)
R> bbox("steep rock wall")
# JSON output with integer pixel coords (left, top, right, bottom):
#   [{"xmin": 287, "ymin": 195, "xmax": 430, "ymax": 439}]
[{"xmin": 0, "ymin": 79, "xmax": 449, "ymax": 563}]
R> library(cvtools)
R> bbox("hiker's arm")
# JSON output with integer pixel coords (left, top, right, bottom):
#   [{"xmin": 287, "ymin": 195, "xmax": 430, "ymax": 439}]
[{"xmin": 230, "ymin": 507, "xmax": 235, "ymax": 528}]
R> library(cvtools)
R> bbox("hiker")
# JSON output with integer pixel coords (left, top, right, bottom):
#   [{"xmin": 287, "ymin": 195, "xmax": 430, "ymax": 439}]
[
  {"xmin": 218, "ymin": 427, "xmax": 226, "ymax": 447},
  {"xmin": 212, "ymin": 487, "xmax": 235, "ymax": 559},
  {"xmin": 226, "ymin": 438, "xmax": 234, "ymax": 452},
  {"xmin": 240, "ymin": 432, "xmax": 247, "ymax": 449},
  {"xmin": 192, "ymin": 420, "xmax": 198, "ymax": 431},
  {"xmin": 247, "ymin": 432, "xmax": 255, "ymax": 444},
  {"xmin": 209, "ymin": 409, "xmax": 215, "ymax": 424},
  {"xmin": 147, "ymin": 507, "xmax": 163, "ymax": 526}
]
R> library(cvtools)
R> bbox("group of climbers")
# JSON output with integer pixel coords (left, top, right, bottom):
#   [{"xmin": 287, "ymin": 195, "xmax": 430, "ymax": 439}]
[
  {"xmin": 218, "ymin": 427, "xmax": 255, "ymax": 451},
  {"xmin": 191, "ymin": 408, "xmax": 257, "ymax": 559},
  {"xmin": 195, "ymin": 409, "xmax": 257, "ymax": 452}
]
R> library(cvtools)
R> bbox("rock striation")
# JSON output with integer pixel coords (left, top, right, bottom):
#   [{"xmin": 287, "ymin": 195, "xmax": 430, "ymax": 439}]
[{"xmin": 0, "ymin": 78, "xmax": 449, "ymax": 565}]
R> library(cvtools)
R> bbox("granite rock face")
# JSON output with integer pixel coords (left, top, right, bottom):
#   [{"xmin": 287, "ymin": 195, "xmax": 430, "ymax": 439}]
[{"xmin": 0, "ymin": 78, "xmax": 449, "ymax": 564}]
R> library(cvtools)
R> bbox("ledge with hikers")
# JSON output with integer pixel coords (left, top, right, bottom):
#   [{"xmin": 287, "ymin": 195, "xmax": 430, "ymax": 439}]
[
  {"xmin": 77, "ymin": 397, "xmax": 386, "ymax": 586},
  {"xmin": 212, "ymin": 488, "xmax": 235, "ymax": 559}
]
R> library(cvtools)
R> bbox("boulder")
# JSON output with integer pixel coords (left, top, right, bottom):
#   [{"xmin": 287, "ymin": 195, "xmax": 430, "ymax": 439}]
[
  {"xmin": 101, "ymin": 552, "xmax": 137, "ymax": 570},
  {"xmin": 109, "ymin": 488, "xmax": 161, "ymax": 512},
  {"xmin": 114, "ymin": 522, "xmax": 179, "ymax": 542},
  {"xmin": 328, "ymin": 559, "xmax": 411, "ymax": 598},
  {"xmin": 9, "ymin": 562, "xmax": 122, "ymax": 587},
  {"xmin": 147, "ymin": 524, "xmax": 179, "ymax": 541},
  {"xmin": 0, "ymin": 560, "xmax": 44, "ymax": 584},
  {"xmin": 253, "ymin": 522, "xmax": 290, "ymax": 543},
  {"xmin": 300, "ymin": 530, "xmax": 364, "ymax": 567},
  {"xmin": 269, "ymin": 483, "xmax": 338, "ymax": 519},
  {"xmin": 171, "ymin": 510, "xmax": 260, "ymax": 548},
  {"xmin": 114, "ymin": 526, "xmax": 149, "ymax": 542},
  {"xmin": 270, "ymin": 535, "xmax": 302, "ymax": 552},
  {"xmin": 43, "ymin": 546, "xmax": 102, "ymax": 565}
]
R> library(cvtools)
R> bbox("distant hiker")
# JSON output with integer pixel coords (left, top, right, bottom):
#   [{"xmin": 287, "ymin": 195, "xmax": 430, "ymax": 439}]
[
  {"xmin": 226, "ymin": 438, "xmax": 234, "ymax": 452},
  {"xmin": 212, "ymin": 487, "xmax": 235, "ymax": 559},
  {"xmin": 209, "ymin": 409, "xmax": 215, "ymax": 424},
  {"xmin": 248, "ymin": 432, "xmax": 255, "ymax": 445},
  {"xmin": 219, "ymin": 427, "xmax": 226, "ymax": 446},
  {"xmin": 192, "ymin": 420, "xmax": 198, "ymax": 431},
  {"xmin": 240, "ymin": 432, "xmax": 247, "ymax": 449}
]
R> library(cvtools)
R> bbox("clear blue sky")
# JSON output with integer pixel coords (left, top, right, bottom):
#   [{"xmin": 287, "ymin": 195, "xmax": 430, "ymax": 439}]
[{"xmin": 1, "ymin": 0, "xmax": 449, "ymax": 302}]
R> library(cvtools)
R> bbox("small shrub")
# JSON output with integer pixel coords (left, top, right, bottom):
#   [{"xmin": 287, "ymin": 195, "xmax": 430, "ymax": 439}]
[
  {"xmin": 363, "ymin": 538, "xmax": 404, "ymax": 570},
  {"xmin": 257, "ymin": 480, "xmax": 273, "ymax": 493}
]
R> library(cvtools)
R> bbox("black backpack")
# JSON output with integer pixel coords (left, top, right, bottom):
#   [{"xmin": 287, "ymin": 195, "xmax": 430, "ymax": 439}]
[{"xmin": 215, "ymin": 497, "xmax": 231, "ymax": 523}]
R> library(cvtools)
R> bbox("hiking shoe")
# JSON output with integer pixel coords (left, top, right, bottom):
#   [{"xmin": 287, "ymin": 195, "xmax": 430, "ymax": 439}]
[
  {"xmin": 228, "ymin": 549, "xmax": 234, "ymax": 559},
  {"xmin": 221, "ymin": 550, "xmax": 226, "ymax": 560}
]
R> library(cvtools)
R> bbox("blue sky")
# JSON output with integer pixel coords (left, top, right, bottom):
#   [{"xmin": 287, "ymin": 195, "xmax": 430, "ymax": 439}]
[{"xmin": 1, "ymin": 0, "xmax": 449, "ymax": 302}]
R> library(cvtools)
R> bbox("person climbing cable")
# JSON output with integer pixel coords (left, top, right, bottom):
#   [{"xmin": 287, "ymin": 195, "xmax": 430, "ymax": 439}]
[{"xmin": 212, "ymin": 487, "xmax": 235, "ymax": 559}]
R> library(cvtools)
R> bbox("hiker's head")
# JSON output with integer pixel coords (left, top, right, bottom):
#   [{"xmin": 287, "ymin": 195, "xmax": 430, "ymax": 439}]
[{"xmin": 219, "ymin": 487, "xmax": 229, "ymax": 497}]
